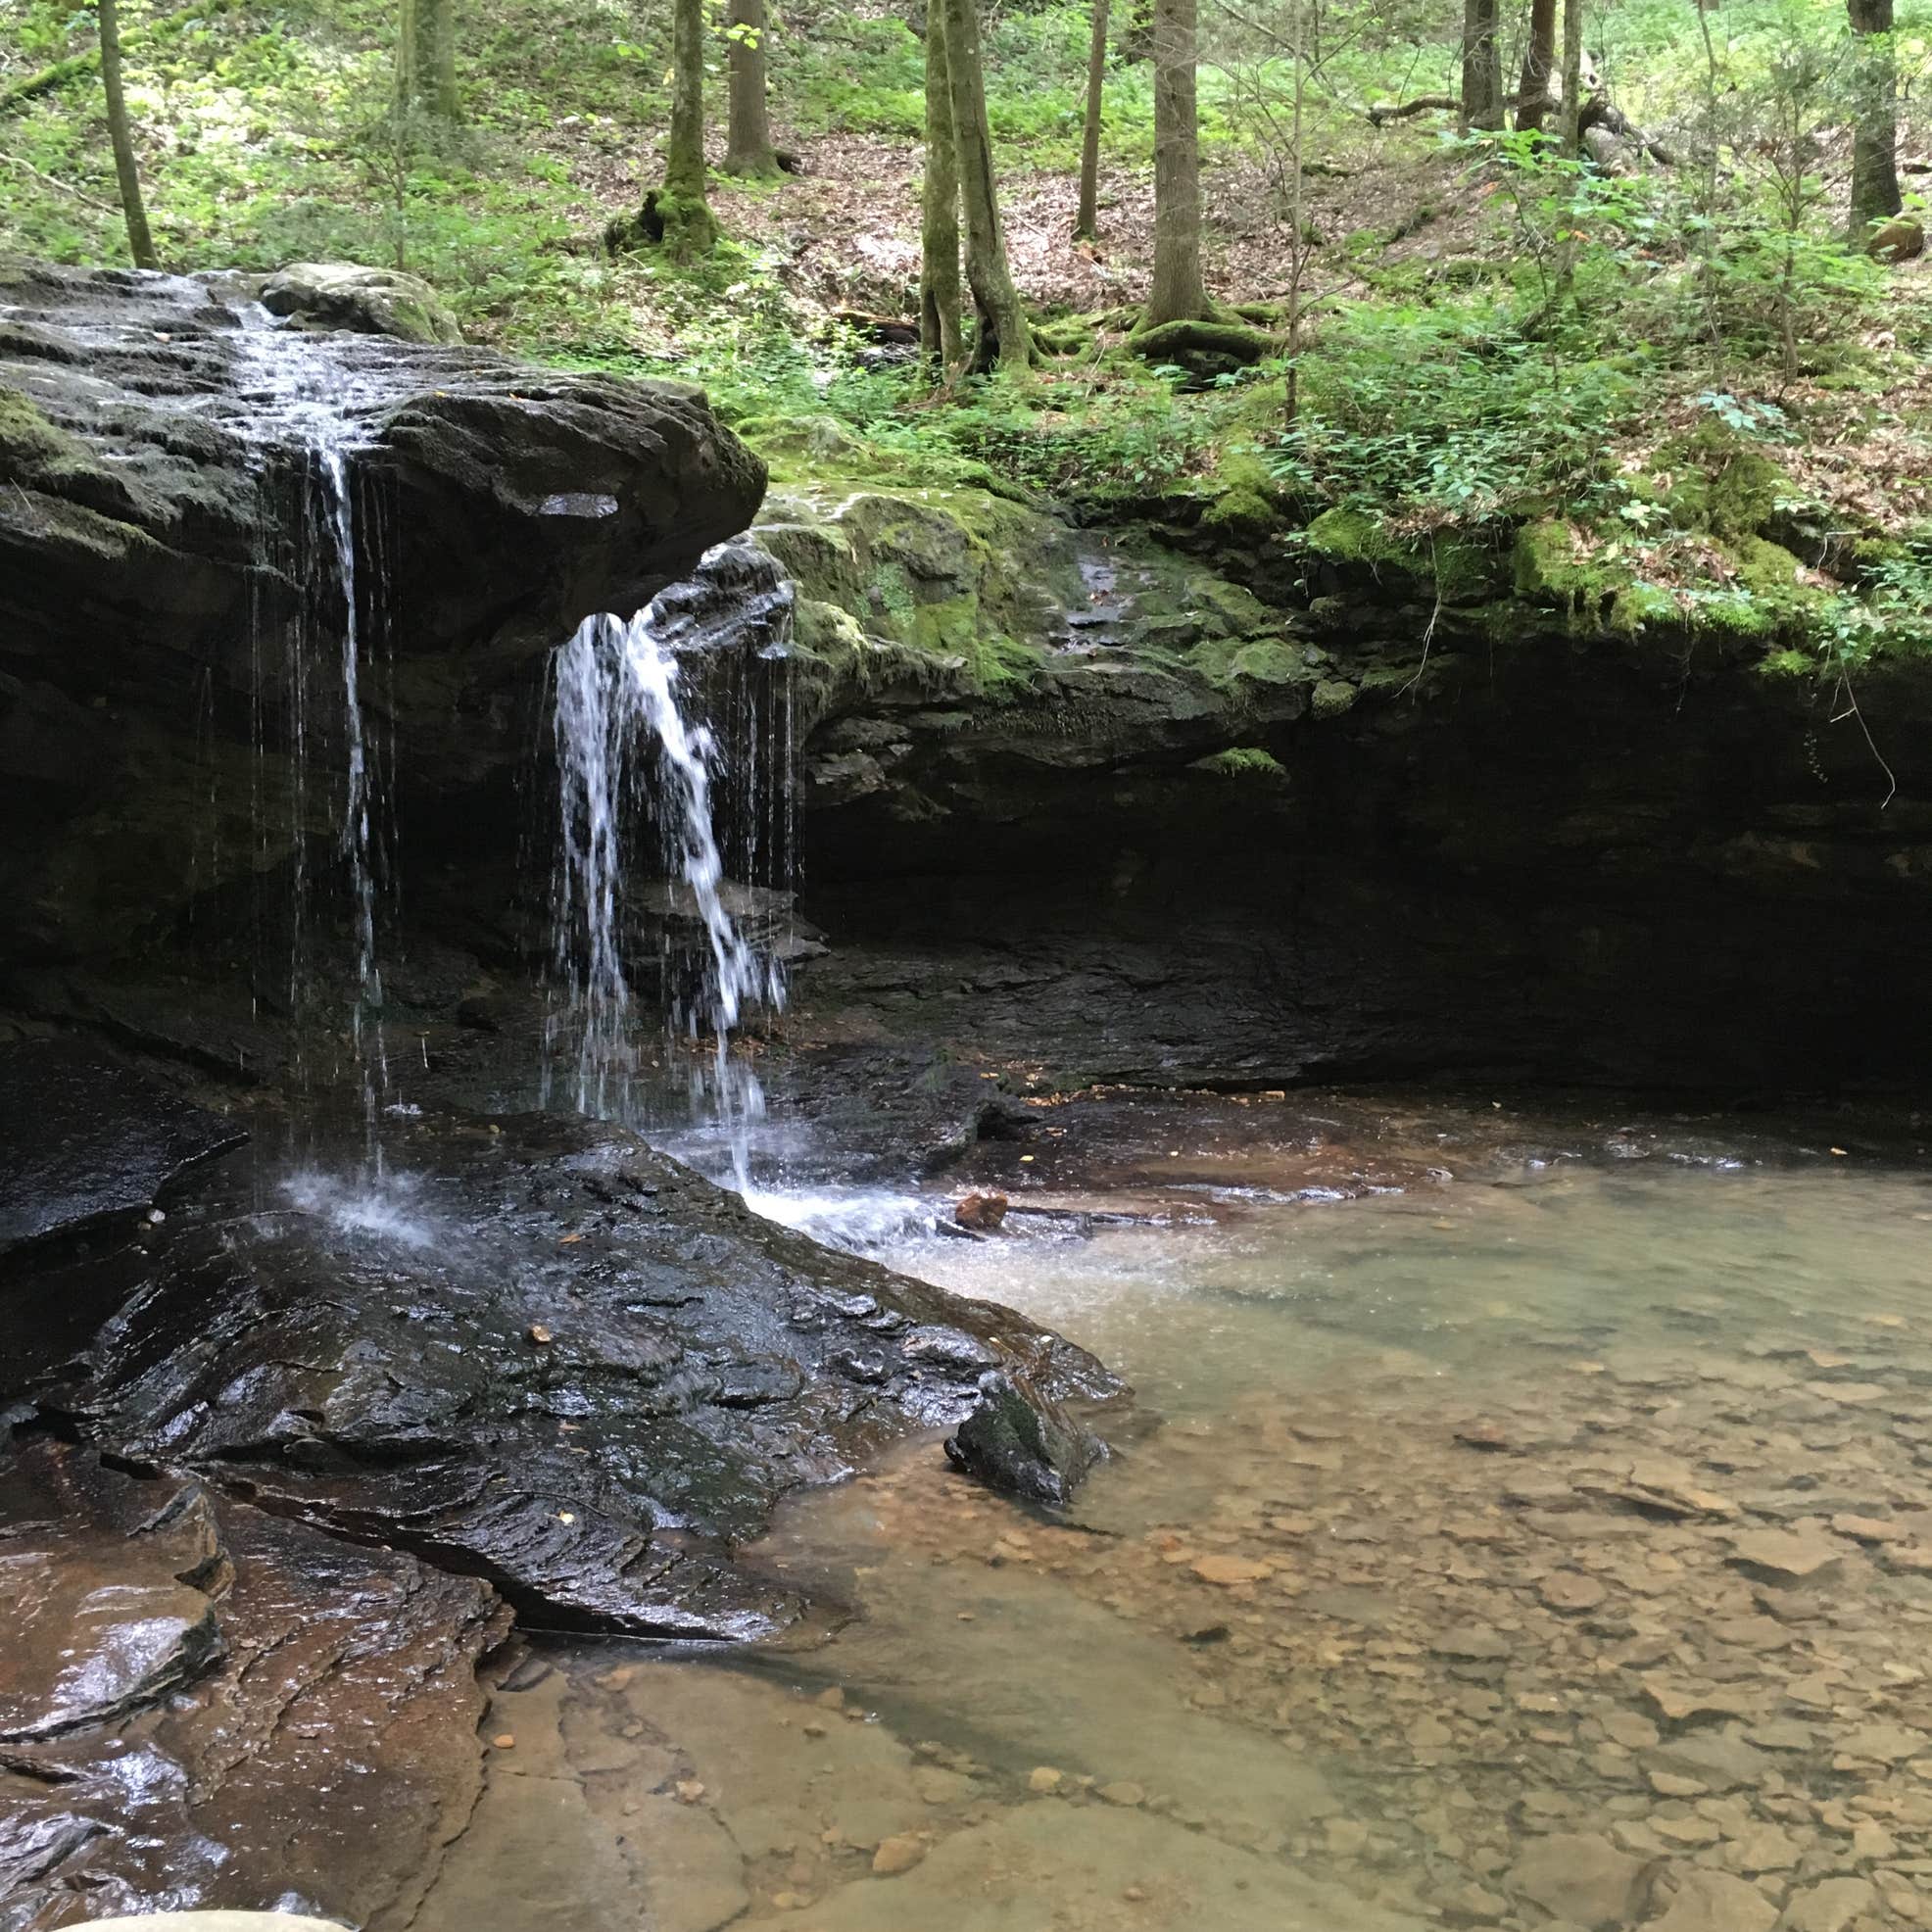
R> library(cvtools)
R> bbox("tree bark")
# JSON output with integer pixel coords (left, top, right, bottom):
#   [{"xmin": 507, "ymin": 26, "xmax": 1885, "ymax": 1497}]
[
  {"xmin": 659, "ymin": 0, "xmax": 719, "ymax": 254},
  {"xmin": 426, "ymin": 0, "xmax": 459, "ymax": 118},
  {"xmin": 920, "ymin": 0, "xmax": 964, "ymax": 369},
  {"xmin": 1145, "ymin": 0, "xmax": 1206, "ymax": 324},
  {"xmin": 1559, "ymin": 0, "xmax": 1584, "ymax": 157},
  {"xmin": 1460, "ymin": 0, "xmax": 1502, "ymax": 131},
  {"xmin": 1516, "ymin": 0, "xmax": 1555, "ymax": 132},
  {"xmin": 1074, "ymin": 0, "xmax": 1111, "ymax": 239},
  {"xmin": 723, "ymin": 0, "xmax": 778, "ymax": 176},
  {"xmin": 941, "ymin": 0, "xmax": 1031, "ymax": 371},
  {"xmin": 98, "ymin": 0, "xmax": 157, "ymax": 267},
  {"xmin": 393, "ymin": 0, "xmax": 419, "ymax": 119},
  {"xmin": 1848, "ymin": 0, "xmax": 1904, "ymax": 239}
]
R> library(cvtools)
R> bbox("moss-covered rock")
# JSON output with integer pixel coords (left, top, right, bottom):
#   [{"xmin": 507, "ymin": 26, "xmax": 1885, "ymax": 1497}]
[
  {"xmin": 1192, "ymin": 746, "xmax": 1287, "ymax": 778},
  {"xmin": 260, "ymin": 263, "xmax": 464, "ymax": 345},
  {"xmin": 754, "ymin": 482, "xmax": 1075, "ymax": 698},
  {"xmin": 1512, "ymin": 518, "xmax": 1632, "ymax": 609}
]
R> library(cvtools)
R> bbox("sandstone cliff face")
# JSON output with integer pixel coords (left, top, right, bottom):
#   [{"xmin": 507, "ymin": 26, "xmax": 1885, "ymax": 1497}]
[{"xmin": 756, "ymin": 470, "xmax": 1932, "ymax": 1094}]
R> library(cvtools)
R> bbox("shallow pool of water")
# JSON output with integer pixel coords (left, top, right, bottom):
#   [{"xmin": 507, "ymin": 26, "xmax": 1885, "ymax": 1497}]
[{"xmin": 416, "ymin": 1098, "xmax": 1932, "ymax": 1932}]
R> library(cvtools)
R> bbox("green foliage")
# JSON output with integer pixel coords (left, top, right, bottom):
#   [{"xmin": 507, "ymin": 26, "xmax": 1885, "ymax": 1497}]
[{"xmin": 1270, "ymin": 295, "xmax": 1636, "ymax": 529}]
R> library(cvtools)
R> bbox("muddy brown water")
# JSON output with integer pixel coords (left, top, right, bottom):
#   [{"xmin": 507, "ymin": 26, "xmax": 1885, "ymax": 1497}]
[{"xmin": 416, "ymin": 1091, "xmax": 1932, "ymax": 1932}]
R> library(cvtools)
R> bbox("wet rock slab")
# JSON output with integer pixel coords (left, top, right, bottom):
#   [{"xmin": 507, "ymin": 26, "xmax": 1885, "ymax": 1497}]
[
  {"xmin": 35, "ymin": 1106, "xmax": 1118, "ymax": 1641},
  {"xmin": 0, "ymin": 1038, "xmax": 245, "ymax": 1257},
  {"xmin": 0, "ymin": 1431, "xmax": 505, "ymax": 1930}
]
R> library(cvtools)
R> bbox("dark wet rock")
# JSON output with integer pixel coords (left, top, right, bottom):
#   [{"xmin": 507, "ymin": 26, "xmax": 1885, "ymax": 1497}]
[
  {"xmin": 767, "ymin": 484, "xmax": 1932, "ymax": 1098},
  {"xmin": 0, "ymin": 262, "xmax": 763, "ymax": 964},
  {"xmin": 943, "ymin": 1369, "xmax": 1104, "ymax": 1507},
  {"xmin": 0, "ymin": 1037, "xmax": 245, "ymax": 1257},
  {"xmin": 34, "ymin": 1108, "xmax": 1118, "ymax": 1639},
  {"xmin": 0, "ymin": 1432, "xmax": 506, "ymax": 1929},
  {"xmin": 261, "ymin": 260, "xmax": 464, "ymax": 343}
]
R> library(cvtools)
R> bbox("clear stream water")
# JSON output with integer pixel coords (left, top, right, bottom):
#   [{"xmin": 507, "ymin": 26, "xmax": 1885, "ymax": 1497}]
[{"xmin": 407, "ymin": 1104, "xmax": 1932, "ymax": 1932}]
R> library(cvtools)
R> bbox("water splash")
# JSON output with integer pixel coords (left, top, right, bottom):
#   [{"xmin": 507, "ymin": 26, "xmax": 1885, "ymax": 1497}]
[{"xmin": 549, "ymin": 548, "xmax": 795, "ymax": 1191}]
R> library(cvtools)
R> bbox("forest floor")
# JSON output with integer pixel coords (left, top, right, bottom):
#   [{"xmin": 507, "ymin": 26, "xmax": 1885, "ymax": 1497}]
[{"xmin": 4, "ymin": 0, "xmax": 1932, "ymax": 652}]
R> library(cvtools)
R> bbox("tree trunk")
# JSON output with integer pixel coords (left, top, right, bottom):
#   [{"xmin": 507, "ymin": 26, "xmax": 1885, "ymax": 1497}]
[
  {"xmin": 98, "ymin": 0, "xmax": 158, "ymax": 267},
  {"xmin": 1847, "ymin": 0, "xmax": 1903, "ymax": 239},
  {"xmin": 941, "ymin": 0, "xmax": 1031, "ymax": 372},
  {"xmin": 723, "ymin": 0, "xmax": 778, "ymax": 177},
  {"xmin": 919, "ymin": 0, "xmax": 964, "ymax": 370},
  {"xmin": 393, "ymin": 0, "xmax": 418, "ymax": 118},
  {"xmin": 426, "ymin": 0, "xmax": 459, "ymax": 118},
  {"xmin": 1074, "ymin": 0, "xmax": 1110, "ymax": 240},
  {"xmin": 1145, "ymin": 0, "xmax": 1206, "ymax": 324},
  {"xmin": 1516, "ymin": 0, "xmax": 1555, "ymax": 131},
  {"xmin": 1559, "ymin": 0, "xmax": 1584, "ymax": 157},
  {"xmin": 659, "ymin": 0, "xmax": 719, "ymax": 255},
  {"xmin": 1460, "ymin": 0, "xmax": 1502, "ymax": 131}
]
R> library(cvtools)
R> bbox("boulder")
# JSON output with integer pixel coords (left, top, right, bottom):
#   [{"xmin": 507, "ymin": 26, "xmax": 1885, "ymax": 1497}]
[
  {"xmin": 0, "ymin": 263, "xmax": 764, "ymax": 963},
  {"xmin": 1868, "ymin": 215, "xmax": 1925, "ymax": 263},
  {"xmin": 0, "ymin": 1433, "xmax": 505, "ymax": 1928},
  {"xmin": 944, "ymin": 1368, "xmax": 1105, "ymax": 1507},
  {"xmin": 261, "ymin": 260, "xmax": 465, "ymax": 342},
  {"xmin": 29, "ymin": 1106, "xmax": 1119, "ymax": 1637},
  {"xmin": 0, "ymin": 1037, "xmax": 245, "ymax": 1257}
]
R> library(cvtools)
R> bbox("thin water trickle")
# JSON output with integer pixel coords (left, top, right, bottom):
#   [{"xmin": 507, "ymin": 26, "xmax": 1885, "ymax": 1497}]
[
  {"xmin": 317, "ymin": 444, "xmax": 389, "ymax": 1160},
  {"xmin": 549, "ymin": 560, "xmax": 795, "ymax": 1191}
]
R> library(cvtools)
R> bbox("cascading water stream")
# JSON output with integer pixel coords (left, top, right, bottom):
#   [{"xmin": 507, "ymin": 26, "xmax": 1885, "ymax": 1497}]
[
  {"xmin": 318, "ymin": 444, "xmax": 390, "ymax": 1158},
  {"xmin": 549, "ymin": 551, "xmax": 795, "ymax": 1194}
]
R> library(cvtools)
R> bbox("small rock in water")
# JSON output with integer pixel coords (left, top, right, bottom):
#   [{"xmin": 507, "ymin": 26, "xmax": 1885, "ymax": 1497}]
[
  {"xmin": 943, "ymin": 1370, "xmax": 1103, "ymax": 1507},
  {"xmin": 1647, "ymin": 1868, "xmax": 1778, "ymax": 1932},
  {"xmin": 525, "ymin": 1324, "xmax": 554, "ymax": 1346},
  {"xmin": 1507, "ymin": 1831, "xmax": 1647, "ymax": 1928},
  {"xmin": 1781, "ymin": 1878, "xmax": 1877, "ymax": 1932},
  {"xmin": 1829, "ymin": 1513, "xmax": 1906, "ymax": 1543},
  {"xmin": 954, "ymin": 1191, "xmax": 1009, "ymax": 1232},
  {"xmin": 871, "ymin": 1834, "xmax": 927, "ymax": 1876},
  {"xmin": 1430, "ymin": 1625, "xmax": 1512, "ymax": 1662},
  {"xmin": 1726, "ymin": 1527, "xmax": 1843, "ymax": 1583},
  {"xmin": 1541, "ymin": 1570, "xmax": 1607, "ymax": 1614},
  {"xmin": 1455, "ymin": 1420, "xmax": 1511, "ymax": 1451},
  {"xmin": 1028, "ymin": 1766, "xmax": 1064, "ymax": 1793},
  {"xmin": 1190, "ymin": 1554, "xmax": 1273, "ymax": 1587},
  {"xmin": 1099, "ymin": 1781, "xmax": 1147, "ymax": 1808}
]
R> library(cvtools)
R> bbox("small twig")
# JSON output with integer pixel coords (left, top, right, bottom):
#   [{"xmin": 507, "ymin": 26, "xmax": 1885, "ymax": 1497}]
[
  {"xmin": 0, "ymin": 146, "xmax": 120, "ymax": 211},
  {"xmin": 1399, "ymin": 533, "xmax": 1448, "ymax": 697},
  {"xmin": 1829, "ymin": 655, "xmax": 1898, "ymax": 807}
]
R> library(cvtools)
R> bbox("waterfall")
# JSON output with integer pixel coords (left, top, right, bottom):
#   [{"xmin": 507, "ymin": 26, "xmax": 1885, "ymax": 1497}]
[
  {"xmin": 549, "ymin": 545, "xmax": 796, "ymax": 1193},
  {"xmin": 318, "ymin": 446, "xmax": 390, "ymax": 1156},
  {"xmin": 225, "ymin": 319, "xmax": 397, "ymax": 1161}
]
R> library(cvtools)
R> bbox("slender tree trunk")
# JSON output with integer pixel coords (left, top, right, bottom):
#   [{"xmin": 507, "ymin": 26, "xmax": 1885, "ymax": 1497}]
[
  {"xmin": 1517, "ymin": 0, "xmax": 1556, "ymax": 131},
  {"xmin": 1284, "ymin": 0, "xmax": 1305, "ymax": 424},
  {"xmin": 920, "ymin": 0, "xmax": 965, "ymax": 370},
  {"xmin": 1847, "ymin": 0, "xmax": 1903, "ymax": 240},
  {"xmin": 942, "ymin": 0, "xmax": 1031, "ymax": 371},
  {"xmin": 99, "ymin": 0, "xmax": 158, "ymax": 267},
  {"xmin": 427, "ymin": 0, "xmax": 459, "ymax": 118},
  {"xmin": 660, "ymin": 0, "xmax": 719, "ymax": 254},
  {"xmin": 1559, "ymin": 0, "xmax": 1584, "ymax": 157},
  {"xmin": 723, "ymin": 0, "xmax": 778, "ymax": 176},
  {"xmin": 1460, "ymin": 0, "xmax": 1502, "ymax": 131},
  {"xmin": 1074, "ymin": 0, "xmax": 1111, "ymax": 239},
  {"xmin": 1145, "ymin": 0, "xmax": 1206, "ymax": 323},
  {"xmin": 393, "ymin": 0, "xmax": 419, "ymax": 117}
]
